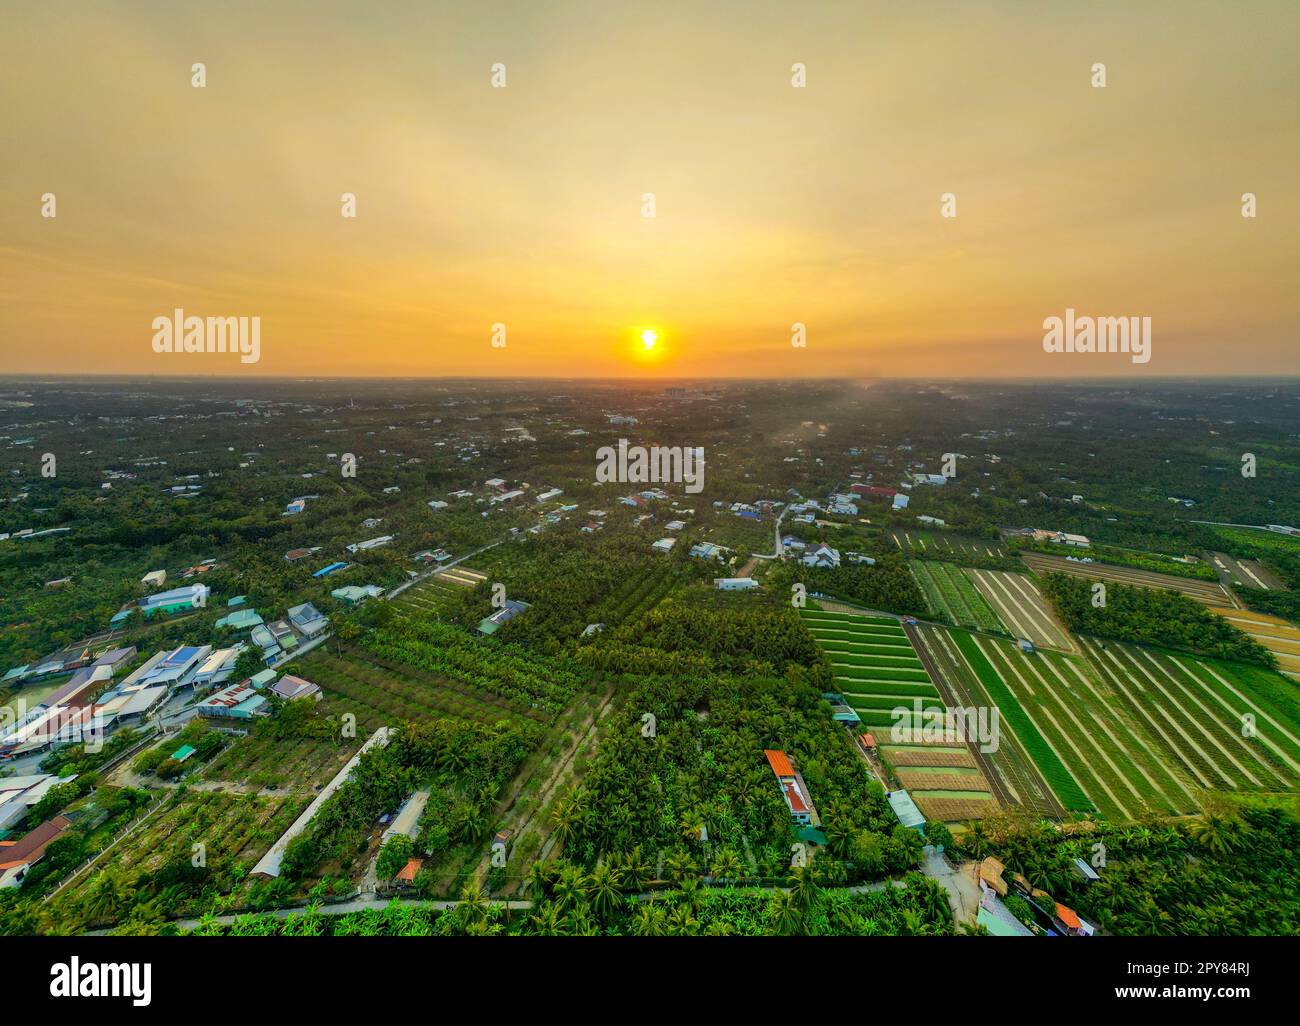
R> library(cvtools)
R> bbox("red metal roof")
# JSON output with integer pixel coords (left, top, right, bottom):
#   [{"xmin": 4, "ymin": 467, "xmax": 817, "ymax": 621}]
[
  {"xmin": 781, "ymin": 778, "xmax": 809, "ymax": 814},
  {"xmin": 1055, "ymin": 902, "xmax": 1082, "ymax": 929},
  {"xmin": 764, "ymin": 749, "xmax": 795, "ymax": 778}
]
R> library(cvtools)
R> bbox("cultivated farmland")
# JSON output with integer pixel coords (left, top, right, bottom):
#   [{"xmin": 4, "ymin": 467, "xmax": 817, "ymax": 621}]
[
  {"xmin": 802, "ymin": 608, "xmax": 998, "ymax": 822},
  {"xmin": 946, "ymin": 628, "xmax": 1300, "ymax": 821},
  {"xmin": 1077, "ymin": 637, "xmax": 1300, "ymax": 798},
  {"xmin": 909, "ymin": 560, "xmax": 1006, "ymax": 633},
  {"xmin": 296, "ymin": 640, "xmax": 551, "ymax": 733},
  {"xmin": 890, "ymin": 529, "xmax": 1010, "ymax": 565},
  {"xmin": 1209, "ymin": 608, "xmax": 1300, "ymax": 681},
  {"xmin": 909, "ymin": 623, "xmax": 1063, "ymax": 819},
  {"xmin": 1020, "ymin": 551, "xmax": 1235, "ymax": 607},
  {"xmin": 1208, "ymin": 552, "xmax": 1286, "ymax": 592},
  {"xmin": 393, "ymin": 562, "xmax": 490, "ymax": 617},
  {"xmin": 967, "ymin": 568, "xmax": 1074, "ymax": 650}
]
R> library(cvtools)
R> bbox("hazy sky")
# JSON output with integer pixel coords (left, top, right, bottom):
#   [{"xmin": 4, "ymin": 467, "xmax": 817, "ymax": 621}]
[{"xmin": 1, "ymin": 1, "xmax": 1296, "ymax": 379}]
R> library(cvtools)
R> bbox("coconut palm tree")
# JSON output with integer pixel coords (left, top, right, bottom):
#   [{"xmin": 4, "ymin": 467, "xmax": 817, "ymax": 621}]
[
  {"xmin": 586, "ymin": 861, "xmax": 623, "ymax": 921},
  {"xmin": 768, "ymin": 889, "xmax": 804, "ymax": 936},
  {"xmin": 551, "ymin": 863, "xmax": 587, "ymax": 914},
  {"xmin": 629, "ymin": 902, "xmax": 665, "ymax": 937},
  {"xmin": 664, "ymin": 848, "xmax": 697, "ymax": 884},
  {"xmin": 710, "ymin": 846, "xmax": 744, "ymax": 885},
  {"xmin": 621, "ymin": 845, "xmax": 651, "ymax": 892}
]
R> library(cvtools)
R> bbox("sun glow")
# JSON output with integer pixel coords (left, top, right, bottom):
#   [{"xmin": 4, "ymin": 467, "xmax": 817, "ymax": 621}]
[{"xmin": 641, "ymin": 329, "xmax": 658, "ymax": 350}]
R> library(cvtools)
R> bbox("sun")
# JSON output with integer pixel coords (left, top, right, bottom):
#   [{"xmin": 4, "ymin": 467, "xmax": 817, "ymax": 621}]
[{"xmin": 628, "ymin": 324, "xmax": 667, "ymax": 365}]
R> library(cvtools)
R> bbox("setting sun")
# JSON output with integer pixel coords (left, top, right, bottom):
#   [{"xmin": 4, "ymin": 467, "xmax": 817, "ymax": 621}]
[{"xmin": 641, "ymin": 329, "xmax": 658, "ymax": 350}]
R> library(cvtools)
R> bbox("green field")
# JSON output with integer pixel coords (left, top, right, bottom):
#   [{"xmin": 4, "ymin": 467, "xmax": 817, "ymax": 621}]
[
  {"xmin": 947, "ymin": 629, "xmax": 1300, "ymax": 821},
  {"xmin": 909, "ymin": 560, "xmax": 1006, "ymax": 633},
  {"xmin": 801, "ymin": 609, "xmax": 940, "ymax": 728}
]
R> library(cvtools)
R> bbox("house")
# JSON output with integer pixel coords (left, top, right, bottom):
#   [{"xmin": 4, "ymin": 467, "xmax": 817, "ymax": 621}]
[
  {"xmin": 331, "ymin": 584, "xmax": 383, "ymax": 606},
  {"xmin": 651, "ymin": 537, "xmax": 677, "ymax": 554},
  {"xmin": 892, "ymin": 494, "xmax": 910, "ymax": 510},
  {"xmin": 266, "ymin": 620, "xmax": 298, "ymax": 652},
  {"xmin": 138, "ymin": 584, "xmax": 209, "ymax": 617},
  {"xmin": 249, "ymin": 624, "xmax": 281, "ymax": 663},
  {"xmin": 140, "ymin": 569, "xmax": 167, "ymax": 588},
  {"xmin": 821, "ymin": 692, "xmax": 861, "ymax": 724},
  {"xmin": 801, "ymin": 543, "xmax": 841, "ymax": 569},
  {"xmin": 714, "ymin": 578, "xmax": 758, "ymax": 591},
  {"xmin": 476, "ymin": 599, "xmax": 530, "ymax": 636},
  {"xmin": 0, "ymin": 774, "xmax": 77, "ymax": 832},
  {"xmin": 665, "ymin": 520, "xmax": 686, "ymax": 532},
  {"xmin": 346, "ymin": 535, "xmax": 394, "ymax": 554},
  {"xmin": 846, "ymin": 553, "xmax": 876, "ymax": 565},
  {"xmin": 284, "ymin": 547, "xmax": 321, "ymax": 562},
  {"xmin": 395, "ymin": 858, "xmax": 424, "ymax": 886},
  {"xmin": 427, "ymin": 500, "xmax": 449, "ymax": 511},
  {"xmin": 287, "ymin": 602, "xmax": 329, "ymax": 639},
  {"xmin": 887, "ymin": 789, "xmax": 926, "ymax": 832},
  {"xmin": 490, "ymin": 489, "xmax": 525, "ymax": 504},
  {"xmin": 312, "ymin": 561, "xmax": 350, "ymax": 578},
  {"xmin": 270, "ymin": 674, "xmax": 322, "ymax": 703},
  {"xmin": 95, "ymin": 684, "xmax": 169, "ymax": 728},
  {"xmin": 763, "ymin": 749, "xmax": 820, "ymax": 827},
  {"xmin": 192, "ymin": 647, "xmax": 242, "ymax": 689},
  {"xmin": 171, "ymin": 744, "xmax": 197, "ymax": 763},
  {"xmin": 196, "ymin": 679, "xmax": 271, "ymax": 720},
  {"xmin": 215, "ymin": 609, "xmax": 264, "ymax": 631},
  {"xmin": 916, "ymin": 515, "xmax": 945, "ymax": 527},
  {"xmin": 1071, "ymin": 857, "xmax": 1101, "ymax": 884},
  {"xmin": 284, "ymin": 498, "xmax": 306, "ymax": 515},
  {"xmin": 1052, "ymin": 902, "xmax": 1094, "ymax": 936},
  {"xmin": 0, "ymin": 815, "xmax": 73, "ymax": 889},
  {"xmin": 979, "ymin": 856, "xmax": 1009, "ymax": 896},
  {"xmin": 535, "ymin": 488, "xmax": 563, "ymax": 502},
  {"xmin": 118, "ymin": 645, "xmax": 212, "ymax": 692},
  {"xmin": 689, "ymin": 541, "xmax": 728, "ymax": 561}
]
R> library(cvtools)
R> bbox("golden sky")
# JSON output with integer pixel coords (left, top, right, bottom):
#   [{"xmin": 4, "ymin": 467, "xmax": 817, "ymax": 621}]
[{"xmin": 1, "ymin": 0, "xmax": 1297, "ymax": 378}]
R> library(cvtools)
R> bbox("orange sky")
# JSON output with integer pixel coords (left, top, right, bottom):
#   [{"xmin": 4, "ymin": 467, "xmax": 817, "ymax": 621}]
[{"xmin": 1, "ymin": 1, "xmax": 1297, "ymax": 378}]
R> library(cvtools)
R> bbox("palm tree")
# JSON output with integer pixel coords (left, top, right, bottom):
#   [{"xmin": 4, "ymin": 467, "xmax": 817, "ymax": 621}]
[
  {"xmin": 963, "ymin": 819, "xmax": 991, "ymax": 859},
  {"xmin": 81, "ymin": 867, "xmax": 130, "ymax": 926},
  {"xmin": 768, "ymin": 890, "xmax": 804, "ymax": 936},
  {"xmin": 528, "ymin": 901, "xmax": 567, "ymax": 936},
  {"xmin": 621, "ymin": 846, "xmax": 651, "ymax": 892},
  {"xmin": 666, "ymin": 904, "xmax": 699, "ymax": 937},
  {"xmin": 710, "ymin": 846, "xmax": 744, "ymax": 885},
  {"xmin": 526, "ymin": 861, "xmax": 552, "ymax": 902},
  {"xmin": 551, "ymin": 863, "xmax": 587, "ymax": 913},
  {"xmin": 586, "ymin": 861, "xmax": 623, "ymax": 921},
  {"xmin": 788, "ymin": 865, "xmax": 822, "ymax": 914},
  {"xmin": 458, "ymin": 882, "xmax": 489, "ymax": 925},
  {"xmin": 629, "ymin": 902, "xmax": 665, "ymax": 937},
  {"xmin": 1187, "ymin": 815, "xmax": 1239, "ymax": 857},
  {"xmin": 664, "ymin": 848, "xmax": 696, "ymax": 884}
]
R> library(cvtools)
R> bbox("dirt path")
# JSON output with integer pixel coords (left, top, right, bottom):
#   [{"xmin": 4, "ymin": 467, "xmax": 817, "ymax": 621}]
[{"xmin": 470, "ymin": 685, "xmax": 618, "ymax": 891}]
